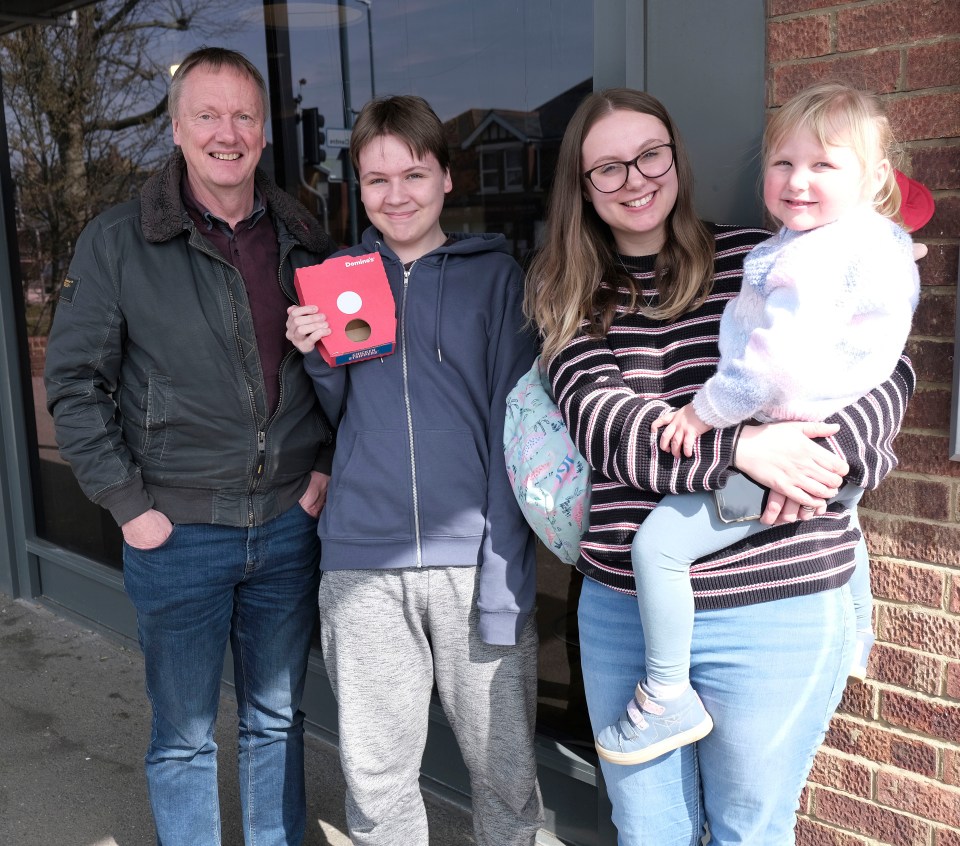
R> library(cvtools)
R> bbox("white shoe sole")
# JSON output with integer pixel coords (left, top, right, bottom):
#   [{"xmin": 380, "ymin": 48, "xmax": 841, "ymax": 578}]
[{"xmin": 595, "ymin": 714, "xmax": 714, "ymax": 766}]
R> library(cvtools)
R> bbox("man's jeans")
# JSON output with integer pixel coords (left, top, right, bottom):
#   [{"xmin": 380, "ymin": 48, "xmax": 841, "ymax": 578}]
[{"xmin": 123, "ymin": 503, "xmax": 321, "ymax": 846}]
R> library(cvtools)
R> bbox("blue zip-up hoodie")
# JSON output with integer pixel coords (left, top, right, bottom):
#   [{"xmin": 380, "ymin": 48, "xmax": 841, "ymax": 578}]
[{"xmin": 302, "ymin": 226, "xmax": 537, "ymax": 645}]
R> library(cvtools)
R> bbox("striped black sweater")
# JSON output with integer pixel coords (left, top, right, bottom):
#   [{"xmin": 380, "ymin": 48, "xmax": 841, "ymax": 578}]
[{"xmin": 548, "ymin": 224, "xmax": 915, "ymax": 609}]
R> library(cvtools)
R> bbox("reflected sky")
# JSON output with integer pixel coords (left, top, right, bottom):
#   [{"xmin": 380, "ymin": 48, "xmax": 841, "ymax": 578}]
[
  {"xmin": 242, "ymin": 0, "xmax": 592, "ymax": 128},
  {"xmin": 3, "ymin": 1, "xmax": 592, "ymax": 164}
]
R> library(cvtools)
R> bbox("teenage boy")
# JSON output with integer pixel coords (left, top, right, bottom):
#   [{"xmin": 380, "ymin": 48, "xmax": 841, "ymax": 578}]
[{"xmin": 285, "ymin": 95, "xmax": 543, "ymax": 846}]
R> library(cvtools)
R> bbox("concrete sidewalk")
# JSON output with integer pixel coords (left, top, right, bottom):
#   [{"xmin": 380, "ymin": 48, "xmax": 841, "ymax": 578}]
[{"xmin": 0, "ymin": 592, "xmax": 474, "ymax": 846}]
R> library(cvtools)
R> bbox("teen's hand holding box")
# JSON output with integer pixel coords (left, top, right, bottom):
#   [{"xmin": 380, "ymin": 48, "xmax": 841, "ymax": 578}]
[{"xmin": 293, "ymin": 252, "xmax": 397, "ymax": 366}]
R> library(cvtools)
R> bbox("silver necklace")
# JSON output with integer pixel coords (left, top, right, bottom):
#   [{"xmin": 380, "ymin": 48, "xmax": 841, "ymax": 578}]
[{"xmin": 614, "ymin": 252, "xmax": 658, "ymax": 312}]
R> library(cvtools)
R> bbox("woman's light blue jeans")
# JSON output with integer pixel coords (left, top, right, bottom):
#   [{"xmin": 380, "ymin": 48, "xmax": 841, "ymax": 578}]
[
  {"xmin": 123, "ymin": 503, "xmax": 321, "ymax": 846},
  {"xmin": 578, "ymin": 576, "xmax": 854, "ymax": 845}
]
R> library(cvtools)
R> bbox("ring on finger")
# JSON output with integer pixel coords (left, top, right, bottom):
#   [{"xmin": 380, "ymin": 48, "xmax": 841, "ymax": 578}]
[{"xmin": 800, "ymin": 505, "xmax": 815, "ymax": 512}]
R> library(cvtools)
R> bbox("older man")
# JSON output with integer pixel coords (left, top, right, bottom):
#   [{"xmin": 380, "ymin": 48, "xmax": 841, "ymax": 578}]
[{"xmin": 44, "ymin": 47, "xmax": 333, "ymax": 845}]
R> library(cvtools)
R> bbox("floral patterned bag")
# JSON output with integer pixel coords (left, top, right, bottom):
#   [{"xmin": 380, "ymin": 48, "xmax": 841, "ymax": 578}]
[{"xmin": 504, "ymin": 357, "xmax": 591, "ymax": 565}]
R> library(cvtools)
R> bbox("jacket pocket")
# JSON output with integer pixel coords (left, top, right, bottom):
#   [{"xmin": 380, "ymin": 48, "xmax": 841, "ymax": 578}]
[
  {"xmin": 321, "ymin": 430, "xmax": 414, "ymax": 541},
  {"xmin": 118, "ymin": 373, "xmax": 171, "ymax": 466},
  {"xmin": 143, "ymin": 373, "xmax": 172, "ymax": 465},
  {"xmin": 122, "ymin": 373, "xmax": 172, "ymax": 466},
  {"xmin": 415, "ymin": 430, "xmax": 487, "ymax": 539}
]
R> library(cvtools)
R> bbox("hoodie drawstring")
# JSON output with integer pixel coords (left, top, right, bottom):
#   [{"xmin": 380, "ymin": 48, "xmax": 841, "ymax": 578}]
[{"xmin": 435, "ymin": 253, "xmax": 449, "ymax": 364}]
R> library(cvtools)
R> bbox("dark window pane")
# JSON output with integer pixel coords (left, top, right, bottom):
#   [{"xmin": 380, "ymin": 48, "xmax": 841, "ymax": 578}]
[{"xmin": 289, "ymin": 0, "xmax": 593, "ymax": 263}]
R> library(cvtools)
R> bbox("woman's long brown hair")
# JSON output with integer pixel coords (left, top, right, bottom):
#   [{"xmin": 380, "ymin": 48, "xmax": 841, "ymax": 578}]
[{"xmin": 525, "ymin": 88, "xmax": 715, "ymax": 363}]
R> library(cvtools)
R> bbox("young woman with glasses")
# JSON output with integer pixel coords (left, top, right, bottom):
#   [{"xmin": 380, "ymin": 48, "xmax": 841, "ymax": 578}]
[{"xmin": 524, "ymin": 88, "xmax": 914, "ymax": 844}]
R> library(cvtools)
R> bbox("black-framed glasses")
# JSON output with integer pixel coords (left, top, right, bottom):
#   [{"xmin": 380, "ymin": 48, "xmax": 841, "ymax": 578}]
[{"xmin": 583, "ymin": 143, "xmax": 676, "ymax": 193}]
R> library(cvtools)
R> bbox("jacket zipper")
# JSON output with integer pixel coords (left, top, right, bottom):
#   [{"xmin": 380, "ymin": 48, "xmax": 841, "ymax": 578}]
[
  {"xmin": 246, "ymin": 253, "xmax": 297, "ymax": 524},
  {"xmin": 192, "ymin": 227, "xmax": 293, "ymax": 528},
  {"xmin": 224, "ymin": 282, "xmax": 261, "ymax": 527},
  {"xmin": 245, "ymin": 247, "xmax": 296, "ymax": 524},
  {"xmin": 401, "ymin": 263, "xmax": 423, "ymax": 567},
  {"xmin": 254, "ymin": 429, "xmax": 266, "ymax": 483}
]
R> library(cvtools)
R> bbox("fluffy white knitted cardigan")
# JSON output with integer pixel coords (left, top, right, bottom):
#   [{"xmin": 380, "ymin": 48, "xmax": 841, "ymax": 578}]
[{"xmin": 693, "ymin": 207, "xmax": 919, "ymax": 429}]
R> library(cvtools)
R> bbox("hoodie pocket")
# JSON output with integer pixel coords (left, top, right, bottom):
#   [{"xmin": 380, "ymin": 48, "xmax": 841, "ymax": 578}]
[
  {"xmin": 322, "ymin": 430, "xmax": 414, "ymax": 540},
  {"xmin": 415, "ymin": 430, "xmax": 487, "ymax": 539}
]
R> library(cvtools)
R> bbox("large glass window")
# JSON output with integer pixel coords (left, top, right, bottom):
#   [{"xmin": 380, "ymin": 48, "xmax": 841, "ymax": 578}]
[{"xmin": 4, "ymin": 0, "xmax": 593, "ymax": 748}]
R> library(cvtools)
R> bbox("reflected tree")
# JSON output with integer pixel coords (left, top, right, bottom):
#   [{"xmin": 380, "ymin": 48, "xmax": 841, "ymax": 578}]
[{"xmin": 1, "ymin": 0, "xmax": 239, "ymax": 329}]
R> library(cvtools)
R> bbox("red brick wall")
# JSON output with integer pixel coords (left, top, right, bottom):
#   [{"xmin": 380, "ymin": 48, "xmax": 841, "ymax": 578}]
[{"xmin": 767, "ymin": 1, "xmax": 960, "ymax": 843}]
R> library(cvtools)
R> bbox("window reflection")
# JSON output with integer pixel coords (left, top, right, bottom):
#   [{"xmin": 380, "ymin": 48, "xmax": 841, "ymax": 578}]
[
  {"xmin": 535, "ymin": 546, "xmax": 594, "ymax": 748},
  {"xmin": 5, "ymin": 0, "xmax": 594, "ymax": 749},
  {"xmin": 288, "ymin": 0, "xmax": 593, "ymax": 261},
  {"xmin": 440, "ymin": 80, "xmax": 591, "ymax": 259},
  {"xmin": 3, "ymin": 0, "xmax": 270, "ymax": 567}
]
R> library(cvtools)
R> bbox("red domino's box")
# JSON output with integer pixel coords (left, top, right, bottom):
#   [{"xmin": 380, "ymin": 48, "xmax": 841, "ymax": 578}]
[{"xmin": 294, "ymin": 253, "xmax": 397, "ymax": 367}]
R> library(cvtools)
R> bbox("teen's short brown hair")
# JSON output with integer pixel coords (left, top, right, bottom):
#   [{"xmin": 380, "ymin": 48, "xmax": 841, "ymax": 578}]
[{"xmin": 350, "ymin": 95, "xmax": 450, "ymax": 173}]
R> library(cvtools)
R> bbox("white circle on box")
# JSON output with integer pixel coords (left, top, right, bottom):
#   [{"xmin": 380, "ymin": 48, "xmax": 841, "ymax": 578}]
[{"xmin": 337, "ymin": 291, "xmax": 362, "ymax": 315}]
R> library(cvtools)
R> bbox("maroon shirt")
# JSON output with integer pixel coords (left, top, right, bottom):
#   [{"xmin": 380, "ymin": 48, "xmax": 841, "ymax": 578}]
[{"xmin": 182, "ymin": 179, "xmax": 290, "ymax": 415}]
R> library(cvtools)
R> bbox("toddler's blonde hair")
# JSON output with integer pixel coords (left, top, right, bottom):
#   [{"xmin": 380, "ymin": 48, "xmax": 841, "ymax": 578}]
[{"xmin": 764, "ymin": 82, "xmax": 902, "ymax": 224}]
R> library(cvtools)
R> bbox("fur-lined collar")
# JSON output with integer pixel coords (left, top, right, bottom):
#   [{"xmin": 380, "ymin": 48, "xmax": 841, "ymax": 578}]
[{"xmin": 139, "ymin": 149, "xmax": 332, "ymax": 255}]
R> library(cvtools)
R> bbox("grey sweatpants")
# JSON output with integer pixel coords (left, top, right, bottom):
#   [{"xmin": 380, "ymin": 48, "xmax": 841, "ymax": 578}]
[{"xmin": 318, "ymin": 566, "xmax": 544, "ymax": 846}]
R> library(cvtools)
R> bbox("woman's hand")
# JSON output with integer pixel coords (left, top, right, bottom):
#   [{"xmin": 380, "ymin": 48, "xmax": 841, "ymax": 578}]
[
  {"xmin": 286, "ymin": 304, "xmax": 331, "ymax": 354},
  {"xmin": 734, "ymin": 422, "xmax": 848, "ymax": 523},
  {"xmin": 762, "ymin": 491, "xmax": 828, "ymax": 526}
]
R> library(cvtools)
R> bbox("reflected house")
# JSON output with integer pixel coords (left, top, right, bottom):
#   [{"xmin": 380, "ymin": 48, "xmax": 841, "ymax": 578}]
[{"xmin": 443, "ymin": 79, "xmax": 592, "ymax": 260}]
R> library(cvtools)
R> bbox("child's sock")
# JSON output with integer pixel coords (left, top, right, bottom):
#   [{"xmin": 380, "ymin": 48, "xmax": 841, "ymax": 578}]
[
  {"xmin": 642, "ymin": 679, "xmax": 689, "ymax": 701},
  {"xmin": 849, "ymin": 630, "xmax": 876, "ymax": 682}
]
